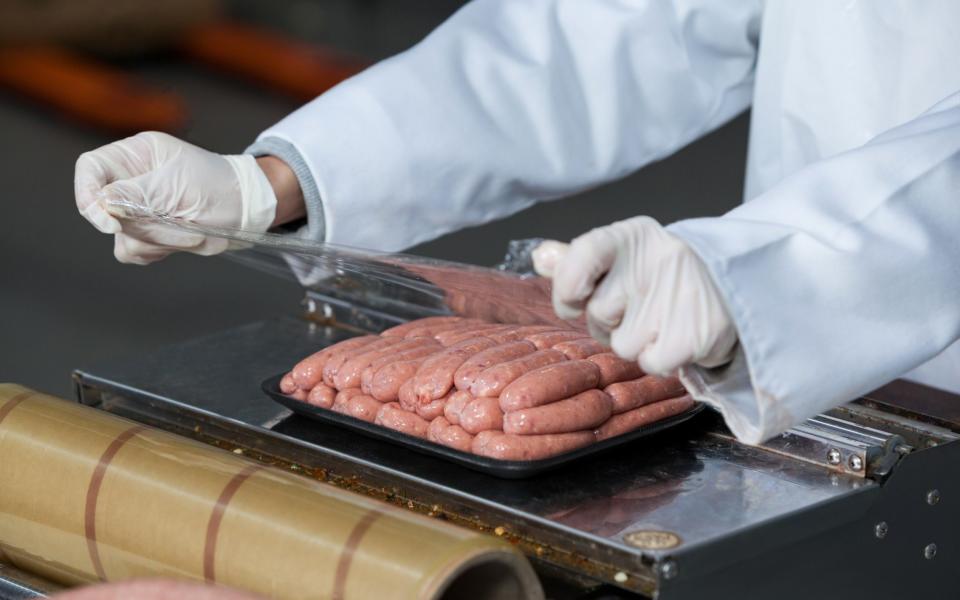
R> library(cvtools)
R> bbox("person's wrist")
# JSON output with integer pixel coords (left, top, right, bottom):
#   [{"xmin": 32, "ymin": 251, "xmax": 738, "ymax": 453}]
[{"xmin": 256, "ymin": 155, "xmax": 305, "ymax": 228}]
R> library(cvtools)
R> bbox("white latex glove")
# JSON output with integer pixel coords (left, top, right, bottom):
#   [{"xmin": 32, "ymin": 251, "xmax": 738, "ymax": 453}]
[
  {"xmin": 535, "ymin": 216, "xmax": 738, "ymax": 375},
  {"xmin": 75, "ymin": 131, "xmax": 277, "ymax": 265}
]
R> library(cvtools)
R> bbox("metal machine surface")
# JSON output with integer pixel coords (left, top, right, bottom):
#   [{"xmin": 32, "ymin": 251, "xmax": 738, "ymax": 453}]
[
  {"xmin": 4, "ymin": 271, "xmax": 959, "ymax": 599},
  {"xmin": 52, "ymin": 286, "xmax": 957, "ymax": 599}
]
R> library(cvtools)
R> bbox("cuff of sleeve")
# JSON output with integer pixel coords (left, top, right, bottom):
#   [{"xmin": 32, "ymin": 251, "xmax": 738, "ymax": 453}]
[
  {"xmin": 246, "ymin": 137, "xmax": 326, "ymax": 242},
  {"xmin": 669, "ymin": 220, "xmax": 800, "ymax": 445}
]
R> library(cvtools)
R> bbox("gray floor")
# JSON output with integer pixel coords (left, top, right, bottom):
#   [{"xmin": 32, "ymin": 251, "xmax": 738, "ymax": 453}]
[{"xmin": 0, "ymin": 3, "xmax": 747, "ymax": 398}]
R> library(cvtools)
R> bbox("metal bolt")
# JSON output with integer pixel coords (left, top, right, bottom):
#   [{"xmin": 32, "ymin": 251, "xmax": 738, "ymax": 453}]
[
  {"xmin": 659, "ymin": 560, "xmax": 678, "ymax": 580},
  {"xmin": 874, "ymin": 521, "xmax": 888, "ymax": 539},
  {"xmin": 827, "ymin": 448, "xmax": 842, "ymax": 465},
  {"xmin": 924, "ymin": 543, "xmax": 937, "ymax": 560},
  {"xmin": 926, "ymin": 489, "xmax": 941, "ymax": 506},
  {"xmin": 848, "ymin": 454, "xmax": 864, "ymax": 471}
]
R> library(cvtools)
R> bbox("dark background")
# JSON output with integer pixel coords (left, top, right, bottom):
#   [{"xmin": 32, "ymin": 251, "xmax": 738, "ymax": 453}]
[{"xmin": 0, "ymin": 0, "xmax": 747, "ymax": 397}]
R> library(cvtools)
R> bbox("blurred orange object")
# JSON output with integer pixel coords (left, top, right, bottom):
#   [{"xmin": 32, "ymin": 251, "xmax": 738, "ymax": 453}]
[
  {"xmin": 0, "ymin": 45, "xmax": 185, "ymax": 133},
  {"xmin": 181, "ymin": 21, "xmax": 368, "ymax": 100}
]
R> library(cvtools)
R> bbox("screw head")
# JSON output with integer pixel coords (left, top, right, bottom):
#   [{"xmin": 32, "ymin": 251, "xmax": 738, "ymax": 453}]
[
  {"xmin": 848, "ymin": 454, "xmax": 864, "ymax": 471},
  {"xmin": 827, "ymin": 448, "xmax": 842, "ymax": 465},
  {"xmin": 926, "ymin": 489, "xmax": 941, "ymax": 506},
  {"xmin": 924, "ymin": 543, "xmax": 937, "ymax": 560},
  {"xmin": 658, "ymin": 560, "xmax": 678, "ymax": 580},
  {"xmin": 874, "ymin": 521, "xmax": 888, "ymax": 539}
]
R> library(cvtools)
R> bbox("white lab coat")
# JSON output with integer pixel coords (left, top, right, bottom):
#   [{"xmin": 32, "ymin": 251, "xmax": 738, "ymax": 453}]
[{"xmin": 257, "ymin": 0, "xmax": 960, "ymax": 443}]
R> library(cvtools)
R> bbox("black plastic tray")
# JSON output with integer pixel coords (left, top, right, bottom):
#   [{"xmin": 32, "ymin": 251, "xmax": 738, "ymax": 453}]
[{"xmin": 262, "ymin": 373, "xmax": 704, "ymax": 479}]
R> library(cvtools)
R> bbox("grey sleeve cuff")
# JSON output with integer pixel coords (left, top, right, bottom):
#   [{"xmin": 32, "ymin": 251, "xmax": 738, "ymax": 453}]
[{"xmin": 245, "ymin": 136, "xmax": 325, "ymax": 242}]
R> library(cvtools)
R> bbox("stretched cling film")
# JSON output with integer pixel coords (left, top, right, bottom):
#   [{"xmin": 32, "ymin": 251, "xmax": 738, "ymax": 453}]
[{"xmin": 106, "ymin": 198, "xmax": 571, "ymax": 327}]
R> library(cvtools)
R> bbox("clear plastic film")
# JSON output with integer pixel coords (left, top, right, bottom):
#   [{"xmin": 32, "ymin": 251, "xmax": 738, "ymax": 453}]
[
  {"xmin": 0, "ymin": 385, "xmax": 543, "ymax": 599},
  {"xmin": 109, "ymin": 202, "xmax": 573, "ymax": 328}
]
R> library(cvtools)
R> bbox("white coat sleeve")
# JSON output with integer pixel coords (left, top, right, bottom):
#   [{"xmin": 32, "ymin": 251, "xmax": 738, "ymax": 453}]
[
  {"xmin": 254, "ymin": 0, "xmax": 760, "ymax": 251},
  {"xmin": 668, "ymin": 91, "xmax": 960, "ymax": 444}
]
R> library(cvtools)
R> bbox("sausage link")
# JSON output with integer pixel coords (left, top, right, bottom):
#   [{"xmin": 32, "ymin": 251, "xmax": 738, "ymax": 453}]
[
  {"xmin": 306, "ymin": 383, "xmax": 336, "ymax": 408},
  {"xmin": 595, "ymin": 395, "xmax": 695, "ymax": 440},
  {"xmin": 360, "ymin": 340, "xmax": 440, "ymax": 392},
  {"xmin": 335, "ymin": 337, "xmax": 432, "ymax": 390},
  {"xmin": 499, "ymin": 360, "xmax": 601, "ymax": 411},
  {"xmin": 443, "ymin": 390, "xmax": 473, "ymax": 426},
  {"xmin": 427, "ymin": 417, "xmax": 475, "ymax": 453},
  {"xmin": 469, "ymin": 349, "xmax": 567, "ymax": 398},
  {"xmin": 398, "ymin": 378, "xmax": 418, "ymax": 412},
  {"xmin": 416, "ymin": 394, "xmax": 450, "ymax": 421},
  {"xmin": 587, "ymin": 353, "xmax": 644, "ymax": 387},
  {"xmin": 369, "ymin": 358, "xmax": 424, "ymax": 402},
  {"xmin": 412, "ymin": 337, "xmax": 499, "ymax": 402},
  {"xmin": 472, "ymin": 430, "xmax": 596, "ymax": 461},
  {"xmin": 605, "ymin": 375, "xmax": 686, "ymax": 414},
  {"xmin": 376, "ymin": 402, "xmax": 431, "ymax": 438},
  {"xmin": 380, "ymin": 316, "xmax": 468, "ymax": 337},
  {"xmin": 345, "ymin": 394, "xmax": 383, "ymax": 423},
  {"xmin": 453, "ymin": 340, "xmax": 537, "ymax": 391},
  {"xmin": 459, "ymin": 397, "xmax": 505, "ymax": 435},
  {"xmin": 503, "ymin": 389, "xmax": 612, "ymax": 435},
  {"xmin": 291, "ymin": 335, "xmax": 378, "ymax": 389},
  {"xmin": 332, "ymin": 388, "xmax": 367, "ymax": 414},
  {"xmin": 322, "ymin": 336, "xmax": 398, "ymax": 387},
  {"xmin": 280, "ymin": 373, "xmax": 299, "ymax": 394},
  {"xmin": 401, "ymin": 319, "xmax": 485, "ymax": 340},
  {"xmin": 553, "ymin": 338, "xmax": 607, "ymax": 359},
  {"xmin": 434, "ymin": 324, "xmax": 505, "ymax": 346},
  {"xmin": 525, "ymin": 330, "xmax": 588, "ymax": 349}
]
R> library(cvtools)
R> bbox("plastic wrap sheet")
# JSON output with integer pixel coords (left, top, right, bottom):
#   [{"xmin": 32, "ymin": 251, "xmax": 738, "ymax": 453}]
[
  {"xmin": 111, "ymin": 208, "xmax": 572, "ymax": 327},
  {"xmin": 0, "ymin": 385, "xmax": 543, "ymax": 600}
]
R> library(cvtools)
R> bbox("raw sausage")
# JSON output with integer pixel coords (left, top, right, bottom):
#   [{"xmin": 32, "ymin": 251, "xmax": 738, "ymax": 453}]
[
  {"xmin": 322, "ymin": 336, "xmax": 398, "ymax": 387},
  {"xmin": 398, "ymin": 378, "xmax": 418, "ymax": 412},
  {"xmin": 412, "ymin": 337, "xmax": 499, "ymax": 402},
  {"xmin": 376, "ymin": 402, "xmax": 431, "ymax": 438},
  {"xmin": 469, "ymin": 349, "xmax": 566, "ymax": 398},
  {"xmin": 416, "ymin": 394, "xmax": 449, "ymax": 421},
  {"xmin": 360, "ymin": 341, "xmax": 440, "ymax": 393},
  {"xmin": 401, "ymin": 319, "xmax": 484, "ymax": 340},
  {"xmin": 525, "ymin": 330, "xmax": 588, "ymax": 349},
  {"xmin": 594, "ymin": 395, "xmax": 695, "ymax": 440},
  {"xmin": 434, "ymin": 324, "xmax": 504, "ymax": 346},
  {"xmin": 345, "ymin": 394, "xmax": 383, "ymax": 423},
  {"xmin": 332, "ymin": 388, "xmax": 367, "ymax": 414},
  {"xmin": 587, "ymin": 353, "xmax": 644, "ymax": 387},
  {"xmin": 368, "ymin": 358, "xmax": 425, "ymax": 402},
  {"xmin": 459, "ymin": 397, "xmax": 505, "ymax": 434},
  {"xmin": 280, "ymin": 372, "xmax": 298, "ymax": 394},
  {"xmin": 292, "ymin": 335, "xmax": 378, "ymax": 389},
  {"xmin": 553, "ymin": 338, "xmax": 607, "ymax": 359},
  {"xmin": 443, "ymin": 390, "xmax": 473, "ymax": 426},
  {"xmin": 306, "ymin": 383, "xmax": 336, "ymax": 408},
  {"xmin": 499, "ymin": 360, "xmax": 601, "ymax": 411},
  {"xmin": 503, "ymin": 389, "xmax": 613, "ymax": 435},
  {"xmin": 472, "ymin": 430, "xmax": 596, "ymax": 461},
  {"xmin": 380, "ymin": 316, "xmax": 468, "ymax": 337},
  {"xmin": 605, "ymin": 375, "xmax": 686, "ymax": 414},
  {"xmin": 335, "ymin": 337, "xmax": 432, "ymax": 390},
  {"xmin": 453, "ymin": 340, "xmax": 536, "ymax": 391},
  {"xmin": 427, "ymin": 417, "xmax": 474, "ymax": 453}
]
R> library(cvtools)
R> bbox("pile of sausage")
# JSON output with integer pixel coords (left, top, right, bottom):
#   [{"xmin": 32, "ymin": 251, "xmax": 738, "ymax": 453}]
[{"xmin": 280, "ymin": 316, "xmax": 695, "ymax": 461}]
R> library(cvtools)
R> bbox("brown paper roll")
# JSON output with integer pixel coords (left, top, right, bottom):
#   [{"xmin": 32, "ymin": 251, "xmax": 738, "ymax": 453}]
[{"xmin": 0, "ymin": 385, "xmax": 542, "ymax": 599}]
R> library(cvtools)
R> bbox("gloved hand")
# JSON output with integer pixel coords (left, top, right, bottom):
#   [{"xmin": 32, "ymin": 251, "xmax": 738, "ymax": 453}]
[
  {"xmin": 75, "ymin": 131, "xmax": 277, "ymax": 265},
  {"xmin": 533, "ymin": 216, "xmax": 737, "ymax": 375}
]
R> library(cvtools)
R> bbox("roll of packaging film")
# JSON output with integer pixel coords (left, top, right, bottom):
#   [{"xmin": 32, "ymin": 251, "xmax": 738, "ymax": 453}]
[
  {"xmin": 103, "ymin": 199, "xmax": 571, "ymax": 328},
  {"xmin": 0, "ymin": 385, "xmax": 544, "ymax": 599}
]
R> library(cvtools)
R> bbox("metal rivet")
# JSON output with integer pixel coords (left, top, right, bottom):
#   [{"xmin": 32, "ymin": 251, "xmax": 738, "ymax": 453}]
[
  {"xmin": 926, "ymin": 489, "xmax": 941, "ymax": 506},
  {"xmin": 827, "ymin": 448, "xmax": 842, "ymax": 465},
  {"xmin": 848, "ymin": 454, "xmax": 864, "ymax": 471},
  {"xmin": 874, "ymin": 521, "xmax": 888, "ymax": 539},
  {"xmin": 659, "ymin": 560, "xmax": 678, "ymax": 580},
  {"xmin": 924, "ymin": 543, "xmax": 937, "ymax": 560}
]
